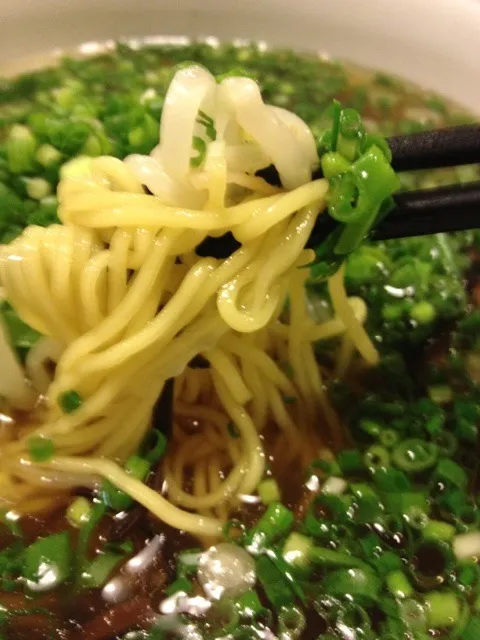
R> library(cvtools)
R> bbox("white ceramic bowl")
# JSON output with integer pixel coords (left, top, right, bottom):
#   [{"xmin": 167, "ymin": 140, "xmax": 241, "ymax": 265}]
[{"xmin": 1, "ymin": 0, "xmax": 480, "ymax": 111}]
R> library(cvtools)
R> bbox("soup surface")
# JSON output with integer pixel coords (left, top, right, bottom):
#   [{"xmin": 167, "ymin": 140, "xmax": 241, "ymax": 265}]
[{"xmin": 1, "ymin": 41, "xmax": 480, "ymax": 640}]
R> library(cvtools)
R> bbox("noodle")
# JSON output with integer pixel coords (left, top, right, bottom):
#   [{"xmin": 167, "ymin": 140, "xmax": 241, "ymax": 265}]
[{"xmin": 0, "ymin": 66, "xmax": 376, "ymax": 535}]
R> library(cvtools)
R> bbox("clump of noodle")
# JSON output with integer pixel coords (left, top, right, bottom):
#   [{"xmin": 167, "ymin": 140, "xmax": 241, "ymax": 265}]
[{"xmin": 0, "ymin": 65, "xmax": 378, "ymax": 534}]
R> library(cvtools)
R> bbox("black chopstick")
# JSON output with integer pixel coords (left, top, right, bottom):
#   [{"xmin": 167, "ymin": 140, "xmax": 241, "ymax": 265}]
[
  {"xmin": 306, "ymin": 181, "xmax": 480, "ymax": 246},
  {"xmin": 386, "ymin": 124, "xmax": 480, "ymax": 172},
  {"xmin": 372, "ymin": 180, "xmax": 480, "ymax": 240},
  {"xmin": 310, "ymin": 124, "xmax": 480, "ymax": 180}
]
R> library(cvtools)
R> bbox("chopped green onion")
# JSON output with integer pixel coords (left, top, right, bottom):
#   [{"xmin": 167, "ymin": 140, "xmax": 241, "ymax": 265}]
[
  {"xmin": 36, "ymin": 144, "xmax": 62, "ymax": 167},
  {"xmin": 398, "ymin": 598, "xmax": 427, "ymax": 632},
  {"xmin": 434, "ymin": 458, "xmax": 468, "ymax": 491},
  {"xmin": 246, "ymin": 502, "xmax": 294, "ymax": 554},
  {"xmin": 306, "ymin": 457, "xmax": 341, "ymax": 478},
  {"xmin": 371, "ymin": 467, "xmax": 411, "ymax": 492},
  {"xmin": 58, "ymin": 390, "xmax": 83, "ymax": 413},
  {"xmin": 309, "ymin": 546, "xmax": 370, "ymax": 571},
  {"xmin": 144, "ymin": 430, "xmax": 167, "ymax": 464},
  {"xmin": 258, "ymin": 478, "xmax": 281, "ymax": 504},
  {"xmin": 337, "ymin": 449, "xmax": 365, "ymax": 474},
  {"xmin": 307, "ymin": 493, "xmax": 353, "ymax": 527},
  {"xmin": 165, "ymin": 575, "xmax": 193, "ymax": 596},
  {"xmin": 25, "ymin": 178, "xmax": 51, "ymax": 200},
  {"xmin": 322, "ymin": 567, "xmax": 380, "ymax": 605},
  {"xmin": 371, "ymin": 551, "xmax": 403, "ymax": 575},
  {"xmin": 255, "ymin": 555, "xmax": 294, "ymax": 610},
  {"xmin": 461, "ymin": 616, "xmax": 480, "ymax": 640},
  {"xmin": 278, "ymin": 605, "xmax": 306, "ymax": 639},
  {"xmin": 379, "ymin": 429, "xmax": 399, "ymax": 448},
  {"xmin": 383, "ymin": 492, "xmax": 428, "ymax": 524},
  {"xmin": 234, "ymin": 589, "xmax": 263, "ymax": 618},
  {"xmin": 359, "ymin": 418, "xmax": 381, "ymax": 438},
  {"xmin": 197, "ymin": 110, "xmax": 217, "ymax": 141},
  {"xmin": 337, "ymin": 602, "xmax": 373, "ymax": 636},
  {"xmin": 125, "ymin": 455, "xmax": 150, "ymax": 481},
  {"xmin": 422, "ymin": 519, "xmax": 456, "ymax": 542},
  {"xmin": 425, "ymin": 591, "xmax": 460, "ymax": 628},
  {"xmin": 428, "ymin": 385, "xmax": 453, "ymax": 405},
  {"xmin": 412, "ymin": 539, "xmax": 453, "ymax": 588},
  {"xmin": 228, "ymin": 422, "xmax": 240, "ymax": 438},
  {"xmin": 359, "ymin": 533, "xmax": 382, "ymax": 559},
  {"xmin": 456, "ymin": 561, "xmax": 480, "ymax": 592},
  {"xmin": 7, "ymin": 124, "xmax": 37, "ymax": 174},
  {"xmin": 410, "ymin": 301, "xmax": 436, "ymax": 324},
  {"xmin": 102, "ymin": 455, "xmax": 150, "ymax": 511},
  {"xmin": 76, "ymin": 501, "xmax": 106, "ymax": 576},
  {"xmin": 321, "ymin": 151, "xmax": 351, "ymax": 179},
  {"xmin": 81, "ymin": 551, "xmax": 124, "ymax": 588},
  {"xmin": 24, "ymin": 531, "xmax": 72, "ymax": 589},
  {"xmin": 222, "ymin": 519, "xmax": 247, "ymax": 544},
  {"xmin": 432, "ymin": 430, "xmax": 457, "ymax": 456},
  {"xmin": 350, "ymin": 483, "xmax": 378, "ymax": 501},
  {"xmin": 282, "ymin": 532, "xmax": 313, "ymax": 568},
  {"xmin": 0, "ymin": 542, "xmax": 25, "ymax": 592},
  {"xmin": 27, "ymin": 435, "xmax": 55, "ymax": 462},
  {"xmin": 66, "ymin": 497, "xmax": 92, "ymax": 528},
  {"xmin": 190, "ymin": 136, "xmax": 207, "ymax": 168},
  {"xmin": 391, "ymin": 439, "xmax": 438, "ymax": 472},
  {"xmin": 333, "ymin": 145, "xmax": 400, "ymax": 253},
  {"xmin": 205, "ymin": 601, "xmax": 240, "ymax": 637},
  {"xmin": 177, "ymin": 548, "xmax": 202, "ymax": 577},
  {"xmin": 364, "ymin": 444, "xmax": 390, "ymax": 469},
  {"xmin": 266, "ymin": 547, "xmax": 306, "ymax": 605},
  {"xmin": 386, "ymin": 570, "xmax": 413, "ymax": 599}
]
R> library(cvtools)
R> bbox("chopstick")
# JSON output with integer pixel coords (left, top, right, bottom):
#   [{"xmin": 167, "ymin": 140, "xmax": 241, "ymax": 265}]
[
  {"xmin": 373, "ymin": 180, "xmax": 480, "ymax": 240},
  {"xmin": 311, "ymin": 124, "xmax": 480, "ymax": 180},
  {"xmin": 386, "ymin": 124, "xmax": 480, "ymax": 172},
  {"xmin": 307, "ymin": 180, "xmax": 480, "ymax": 247}
]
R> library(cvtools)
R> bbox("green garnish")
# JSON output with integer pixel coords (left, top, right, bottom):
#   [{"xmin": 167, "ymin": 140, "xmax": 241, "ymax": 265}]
[
  {"xmin": 165, "ymin": 576, "xmax": 193, "ymax": 596},
  {"xmin": 81, "ymin": 551, "xmax": 125, "ymax": 589},
  {"xmin": 58, "ymin": 389, "xmax": 83, "ymax": 413},
  {"xmin": 27, "ymin": 435, "xmax": 55, "ymax": 462},
  {"xmin": 24, "ymin": 531, "xmax": 72, "ymax": 589},
  {"xmin": 190, "ymin": 136, "xmax": 207, "ymax": 168},
  {"xmin": 101, "ymin": 455, "xmax": 150, "ymax": 512},
  {"xmin": 197, "ymin": 110, "xmax": 217, "ymax": 141},
  {"xmin": 144, "ymin": 430, "xmax": 167, "ymax": 464},
  {"xmin": 246, "ymin": 502, "xmax": 294, "ymax": 554},
  {"xmin": 66, "ymin": 497, "xmax": 92, "ymax": 528},
  {"xmin": 227, "ymin": 421, "xmax": 240, "ymax": 438}
]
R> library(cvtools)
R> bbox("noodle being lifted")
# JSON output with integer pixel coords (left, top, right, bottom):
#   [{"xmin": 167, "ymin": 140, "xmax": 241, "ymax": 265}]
[{"xmin": 0, "ymin": 65, "xmax": 393, "ymax": 535}]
